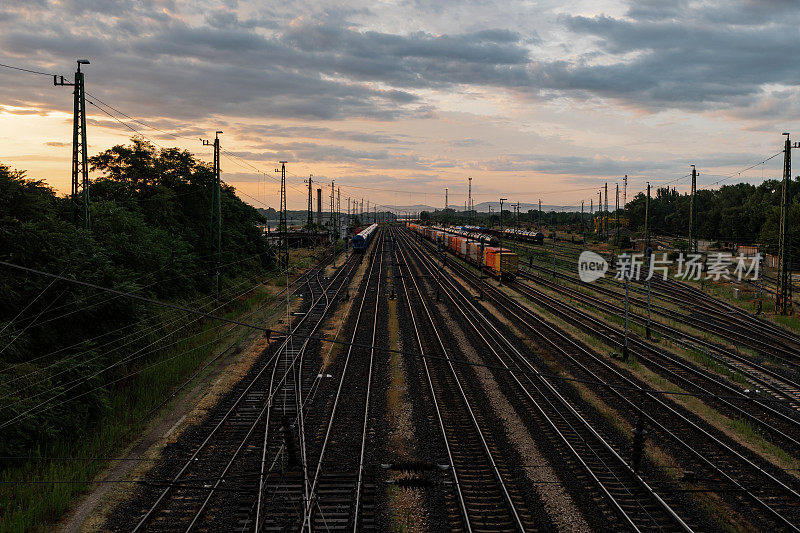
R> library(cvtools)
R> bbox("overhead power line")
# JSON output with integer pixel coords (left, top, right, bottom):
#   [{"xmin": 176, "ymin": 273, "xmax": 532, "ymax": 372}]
[
  {"xmin": 0, "ymin": 62, "xmax": 59, "ymax": 76},
  {"xmin": 0, "ymin": 260, "xmax": 790, "ymax": 411}
]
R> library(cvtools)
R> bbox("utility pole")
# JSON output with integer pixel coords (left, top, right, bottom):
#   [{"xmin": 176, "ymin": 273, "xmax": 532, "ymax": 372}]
[
  {"xmin": 538, "ymin": 199, "xmax": 542, "ymax": 230},
  {"xmin": 604, "ymin": 182, "xmax": 609, "ymax": 236},
  {"xmin": 55, "ymin": 59, "xmax": 91, "ymax": 230},
  {"xmin": 515, "ymin": 202, "xmax": 520, "ymax": 252},
  {"xmin": 202, "ymin": 131, "xmax": 223, "ymax": 298},
  {"xmin": 689, "ymin": 165, "xmax": 697, "ymax": 253},
  {"xmin": 444, "ymin": 187, "xmax": 449, "ymax": 227},
  {"xmin": 598, "ymin": 190, "xmax": 603, "ymax": 236},
  {"xmin": 645, "ymin": 182, "xmax": 651, "ymax": 251},
  {"xmin": 581, "ymin": 200, "xmax": 585, "ymax": 244},
  {"xmin": 305, "ymin": 175, "xmax": 313, "ymax": 248},
  {"xmin": 468, "ymin": 177, "xmax": 472, "ymax": 226},
  {"xmin": 615, "ymin": 183, "xmax": 620, "ymax": 245},
  {"xmin": 275, "ymin": 161, "xmax": 288, "ymax": 274},
  {"xmin": 552, "ymin": 212, "xmax": 557, "ymax": 279},
  {"xmin": 330, "ymin": 181, "xmax": 335, "ymax": 240},
  {"xmin": 623, "ymin": 174, "xmax": 628, "ymax": 209},
  {"xmin": 336, "ymin": 187, "xmax": 341, "ymax": 239},
  {"xmin": 499, "ymin": 198, "xmax": 507, "ymax": 285},
  {"xmin": 777, "ymin": 133, "xmax": 796, "ymax": 315},
  {"xmin": 316, "ymin": 188, "xmax": 323, "ymax": 226}
]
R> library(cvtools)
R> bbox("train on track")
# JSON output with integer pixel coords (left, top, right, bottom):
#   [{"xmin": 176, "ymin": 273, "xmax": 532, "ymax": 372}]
[
  {"xmin": 455, "ymin": 225, "xmax": 545, "ymax": 245},
  {"xmin": 500, "ymin": 227, "xmax": 545, "ymax": 244},
  {"xmin": 352, "ymin": 223, "xmax": 378, "ymax": 252},
  {"xmin": 407, "ymin": 223, "xmax": 519, "ymax": 279}
]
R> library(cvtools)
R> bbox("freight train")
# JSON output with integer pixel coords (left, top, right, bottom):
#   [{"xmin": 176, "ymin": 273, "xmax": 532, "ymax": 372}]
[
  {"xmin": 456, "ymin": 226, "xmax": 544, "ymax": 245},
  {"xmin": 407, "ymin": 223, "xmax": 519, "ymax": 280},
  {"xmin": 352, "ymin": 223, "xmax": 378, "ymax": 252}
]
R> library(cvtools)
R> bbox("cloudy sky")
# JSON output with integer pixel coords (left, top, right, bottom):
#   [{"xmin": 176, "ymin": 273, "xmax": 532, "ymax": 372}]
[{"xmin": 1, "ymin": 0, "xmax": 798, "ymax": 211}]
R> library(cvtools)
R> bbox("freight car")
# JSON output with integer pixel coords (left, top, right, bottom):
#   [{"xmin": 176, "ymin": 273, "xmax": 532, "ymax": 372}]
[
  {"xmin": 504, "ymin": 228, "xmax": 545, "ymax": 244},
  {"xmin": 352, "ymin": 223, "xmax": 378, "ymax": 252},
  {"xmin": 483, "ymin": 227, "xmax": 545, "ymax": 244},
  {"xmin": 407, "ymin": 223, "xmax": 518, "ymax": 280}
]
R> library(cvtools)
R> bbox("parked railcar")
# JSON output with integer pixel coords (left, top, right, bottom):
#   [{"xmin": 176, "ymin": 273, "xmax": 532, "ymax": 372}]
[
  {"xmin": 352, "ymin": 223, "xmax": 378, "ymax": 252},
  {"xmin": 406, "ymin": 223, "xmax": 518, "ymax": 279}
]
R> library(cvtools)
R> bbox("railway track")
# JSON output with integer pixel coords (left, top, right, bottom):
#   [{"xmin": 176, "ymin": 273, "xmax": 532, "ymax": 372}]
[
  {"xmin": 300, "ymin": 231, "xmax": 385, "ymax": 531},
  {"xmin": 393, "ymin": 229, "xmax": 537, "ymax": 532},
  {"xmin": 512, "ymin": 242, "xmax": 800, "ymax": 398},
  {"xmin": 397, "ymin": 228, "xmax": 692, "ymax": 532},
  {"xmin": 506, "ymin": 275, "xmax": 800, "ymax": 455},
  {"xmin": 126, "ymin": 255, "xmax": 358, "ymax": 532},
  {"xmin": 408, "ymin": 227, "xmax": 800, "ymax": 531},
  {"xmin": 518, "ymin": 269, "xmax": 800, "ymax": 408},
  {"xmin": 516, "ymin": 238, "xmax": 800, "ymax": 366}
]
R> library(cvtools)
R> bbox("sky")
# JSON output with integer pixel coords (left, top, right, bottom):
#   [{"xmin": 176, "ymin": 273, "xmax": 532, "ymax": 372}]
[{"xmin": 1, "ymin": 0, "xmax": 799, "ymax": 212}]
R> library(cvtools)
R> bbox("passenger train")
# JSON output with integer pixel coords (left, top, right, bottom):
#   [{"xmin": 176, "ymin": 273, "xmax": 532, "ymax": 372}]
[{"xmin": 352, "ymin": 223, "xmax": 378, "ymax": 252}]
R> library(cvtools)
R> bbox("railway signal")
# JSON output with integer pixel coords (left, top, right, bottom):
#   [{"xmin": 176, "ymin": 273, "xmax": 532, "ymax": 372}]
[{"xmin": 55, "ymin": 59, "xmax": 91, "ymax": 230}]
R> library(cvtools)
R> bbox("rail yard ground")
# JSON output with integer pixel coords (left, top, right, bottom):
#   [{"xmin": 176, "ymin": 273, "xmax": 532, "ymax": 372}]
[{"xmin": 64, "ymin": 224, "xmax": 799, "ymax": 532}]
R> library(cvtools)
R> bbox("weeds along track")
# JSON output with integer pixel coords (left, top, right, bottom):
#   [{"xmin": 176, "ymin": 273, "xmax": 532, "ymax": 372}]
[
  {"xmin": 114, "ymin": 254, "xmax": 359, "ymax": 532},
  {"xmin": 396, "ymin": 228, "xmax": 692, "ymax": 532},
  {"xmin": 406, "ymin": 227, "xmax": 800, "ymax": 531}
]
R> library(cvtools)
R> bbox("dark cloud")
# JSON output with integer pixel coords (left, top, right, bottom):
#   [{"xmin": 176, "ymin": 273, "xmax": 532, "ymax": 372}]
[
  {"xmin": 239, "ymin": 123, "xmax": 415, "ymax": 145},
  {"xmin": 466, "ymin": 151, "xmax": 774, "ymax": 178},
  {"xmin": 0, "ymin": 2, "xmax": 535, "ymax": 123},
  {"xmin": 530, "ymin": 2, "xmax": 800, "ymax": 112}
]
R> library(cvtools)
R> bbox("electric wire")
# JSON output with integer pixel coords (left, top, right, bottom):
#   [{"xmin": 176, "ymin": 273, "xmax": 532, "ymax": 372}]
[
  {"xmin": 0, "ymin": 259, "xmax": 790, "ymax": 412},
  {"xmin": 0, "ymin": 246, "xmax": 268, "ymax": 380}
]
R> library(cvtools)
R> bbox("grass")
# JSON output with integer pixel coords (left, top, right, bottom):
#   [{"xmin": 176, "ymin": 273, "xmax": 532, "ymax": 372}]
[
  {"xmin": 686, "ymin": 349, "xmax": 748, "ymax": 385},
  {"xmin": 0, "ymin": 249, "xmax": 320, "ymax": 533}
]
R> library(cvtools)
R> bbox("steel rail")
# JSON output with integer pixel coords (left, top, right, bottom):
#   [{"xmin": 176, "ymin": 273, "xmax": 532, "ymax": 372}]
[
  {"xmin": 394, "ymin": 230, "xmax": 526, "ymax": 532},
  {"xmin": 254, "ymin": 265, "xmax": 353, "ymax": 531},
  {"xmin": 131, "ymin": 257, "xmax": 355, "ymax": 532},
  {"xmin": 301, "ymin": 232, "xmax": 383, "ymax": 531},
  {"xmin": 400, "ymin": 229, "xmax": 690, "ymax": 532},
  {"xmin": 412, "ymin": 230, "xmax": 800, "ymax": 531},
  {"xmin": 509, "ymin": 277, "xmax": 800, "ymax": 448},
  {"xmin": 519, "ymin": 269, "xmax": 800, "ymax": 403},
  {"xmin": 352, "ymin": 235, "xmax": 384, "ymax": 531}
]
